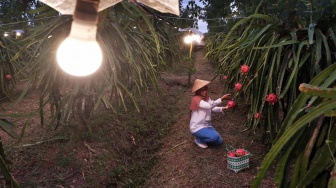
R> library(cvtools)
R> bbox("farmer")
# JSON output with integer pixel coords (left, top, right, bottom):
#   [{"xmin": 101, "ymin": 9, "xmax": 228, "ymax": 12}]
[{"xmin": 189, "ymin": 79, "xmax": 232, "ymax": 148}]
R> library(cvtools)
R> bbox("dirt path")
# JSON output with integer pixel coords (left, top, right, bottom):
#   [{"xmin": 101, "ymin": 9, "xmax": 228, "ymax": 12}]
[{"xmin": 144, "ymin": 50, "xmax": 275, "ymax": 187}]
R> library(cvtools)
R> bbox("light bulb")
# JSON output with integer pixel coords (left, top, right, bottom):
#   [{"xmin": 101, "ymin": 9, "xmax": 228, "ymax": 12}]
[
  {"xmin": 57, "ymin": 20, "xmax": 102, "ymax": 76},
  {"xmin": 56, "ymin": 0, "xmax": 102, "ymax": 77},
  {"xmin": 184, "ymin": 35, "xmax": 193, "ymax": 44},
  {"xmin": 184, "ymin": 34, "xmax": 202, "ymax": 44}
]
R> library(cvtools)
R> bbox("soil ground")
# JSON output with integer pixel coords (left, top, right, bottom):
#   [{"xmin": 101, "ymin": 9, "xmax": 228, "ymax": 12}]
[{"xmin": 0, "ymin": 49, "xmax": 275, "ymax": 187}]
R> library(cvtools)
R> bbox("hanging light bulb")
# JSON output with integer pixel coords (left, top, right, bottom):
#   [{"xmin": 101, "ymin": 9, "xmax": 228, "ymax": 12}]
[
  {"xmin": 183, "ymin": 34, "xmax": 202, "ymax": 44},
  {"xmin": 184, "ymin": 35, "xmax": 193, "ymax": 44},
  {"xmin": 56, "ymin": 0, "xmax": 102, "ymax": 76}
]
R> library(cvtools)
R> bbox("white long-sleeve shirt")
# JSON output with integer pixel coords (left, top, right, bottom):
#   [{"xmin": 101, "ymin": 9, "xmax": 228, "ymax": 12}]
[{"xmin": 189, "ymin": 98, "xmax": 223, "ymax": 133}]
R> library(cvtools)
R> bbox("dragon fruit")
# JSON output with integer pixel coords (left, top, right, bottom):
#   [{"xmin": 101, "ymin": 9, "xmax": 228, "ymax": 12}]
[
  {"xmin": 227, "ymin": 100, "xmax": 235, "ymax": 109},
  {"xmin": 240, "ymin": 65, "xmax": 250, "ymax": 74}
]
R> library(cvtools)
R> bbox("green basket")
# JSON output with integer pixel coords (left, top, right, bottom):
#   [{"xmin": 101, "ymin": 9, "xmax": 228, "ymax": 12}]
[{"xmin": 227, "ymin": 151, "xmax": 250, "ymax": 173}]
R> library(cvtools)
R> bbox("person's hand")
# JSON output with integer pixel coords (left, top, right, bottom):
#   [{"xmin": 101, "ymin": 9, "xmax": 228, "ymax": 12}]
[
  {"xmin": 222, "ymin": 106, "xmax": 229, "ymax": 111},
  {"xmin": 221, "ymin": 94, "xmax": 231, "ymax": 101}
]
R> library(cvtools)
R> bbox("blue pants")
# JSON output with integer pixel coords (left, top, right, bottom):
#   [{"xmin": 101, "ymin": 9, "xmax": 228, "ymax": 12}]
[{"xmin": 193, "ymin": 127, "xmax": 223, "ymax": 145}]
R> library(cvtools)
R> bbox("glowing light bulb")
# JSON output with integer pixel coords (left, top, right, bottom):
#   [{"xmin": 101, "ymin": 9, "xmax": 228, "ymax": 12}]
[
  {"xmin": 184, "ymin": 34, "xmax": 203, "ymax": 44},
  {"xmin": 184, "ymin": 35, "xmax": 193, "ymax": 44},
  {"xmin": 57, "ymin": 20, "xmax": 102, "ymax": 76}
]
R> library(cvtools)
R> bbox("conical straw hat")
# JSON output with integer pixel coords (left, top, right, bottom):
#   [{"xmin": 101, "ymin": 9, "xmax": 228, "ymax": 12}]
[{"xmin": 191, "ymin": 79, "xmax": 210, "ymax": 93}]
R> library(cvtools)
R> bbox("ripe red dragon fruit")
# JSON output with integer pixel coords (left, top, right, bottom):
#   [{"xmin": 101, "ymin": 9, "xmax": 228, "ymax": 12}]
[
  {"xmin": 5, "ymin": 75, "xmax": 12, "ymax": 80},
  {"xmin": 266, "ymin": 93, "xmax": 278, "ymax": 105},
  {"xmin": 236, "ymin": 149, "xmax": 246, "ymax": 156},
  {"xmin": 240, "ymin": 64, "xmax": 250, "ymax": 74},
  {"xmin": 234, "ymin": 83, "xmax": 242, "ymax": 91},
  {"xmin": 222, "ymin": 75, "xmax": 228, "ymax": 80},
  {"xmin": 254, "ymin": 113, "xmax": 260, "ymax": 119},
  {"xmin": 228, "ymin": 151, "xmax": 236, "ymax": 157},
  {"xmin": 227, "ymin": 100, "xmax": 235, "ymax": 109}
]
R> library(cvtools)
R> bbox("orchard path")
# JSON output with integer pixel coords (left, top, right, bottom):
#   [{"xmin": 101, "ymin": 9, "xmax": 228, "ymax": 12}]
[{"xmin": 144, "ymin": 49, "xmax": 275, "ymax": 188}]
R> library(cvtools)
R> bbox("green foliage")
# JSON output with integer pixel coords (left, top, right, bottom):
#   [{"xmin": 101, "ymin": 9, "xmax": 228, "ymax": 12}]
[
  {"xmin": 206, "ymin": 12, "xmax": 336, "ymax": 142},
  {"xmin": 10, "ymin": 2, "xmax": 180, "ymax": 131},
  {"xmin": 0, "ymin": 36, "xmax": 22, "ymax": 99},
  {"xmin": 251, "ymin": 64, "xmax": 336, "ymax": 187},
  {"xmin": 0, "ymin": 0, "xmax": 45, "ymax": 29},
  {"xmin": 205, "ymin": 2, "xmax": 336, "ymax": 186},
  {"xmin": 0, "ymin": 119, "xmax": 18, "ymax": 139},
  {"xmin": 0, "ymin": 119, "xmax": 19, "ymax": 187},
  {"xmin": 0, "ymin": 0, "xmax": 58, "ymax": 99},
  {"xmin": 198, "ymin": 0, "xmax": 335, "ymax": 33}
]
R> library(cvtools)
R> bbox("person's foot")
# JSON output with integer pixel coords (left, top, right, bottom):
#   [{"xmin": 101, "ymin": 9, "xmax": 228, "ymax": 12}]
[{"xmin": 194, "ymin": 138, "xmax": 208, "ymax": 148}]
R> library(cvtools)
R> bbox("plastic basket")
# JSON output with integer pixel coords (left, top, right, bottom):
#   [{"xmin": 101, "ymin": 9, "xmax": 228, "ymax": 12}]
[{"xmin": 227, "ymin": 151, "xmax": 250, "ymax": 173}]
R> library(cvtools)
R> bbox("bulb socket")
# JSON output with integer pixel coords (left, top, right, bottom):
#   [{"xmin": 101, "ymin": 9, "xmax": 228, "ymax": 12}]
[{"xmin": 74, "ymin": 0, "xmax": 100, "ymax": 24}]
